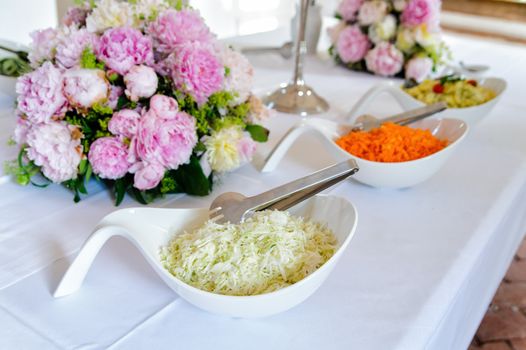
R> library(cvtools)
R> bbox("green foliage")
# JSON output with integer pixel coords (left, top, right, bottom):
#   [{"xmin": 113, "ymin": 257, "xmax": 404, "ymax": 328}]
[
  {"xmin": 245, "ymin": 124, "xmax": 269, "ymax": 142},
  {"xmin": 4, "ymin": 148, "xmax": 45, "ymax": 186},
  {"xmin": 166, "ymin": 0, "xmax": 183, "ymax": 10},
  {"xmin": 65, "ymin": 108, "xmax": 112, "ymax": 152},
  {"xmin": 80, "ymin": 47, "xmax": 104, "ymax": 70}
]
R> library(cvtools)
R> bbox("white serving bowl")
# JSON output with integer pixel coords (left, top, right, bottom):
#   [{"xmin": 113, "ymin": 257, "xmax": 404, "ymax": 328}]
[
  {"xmin": 261, "ymin": 117, "xmax": 468, "ymax": 188},
  {"xmin": 54, "ymin": 194, "xmax": 358, "ymax": 318},
  {"xmin": 347, "ymin": 77, "xmax": 506, "ymax": 126}
]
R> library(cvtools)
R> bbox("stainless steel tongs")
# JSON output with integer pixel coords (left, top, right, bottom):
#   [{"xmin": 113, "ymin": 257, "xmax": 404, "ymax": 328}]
[{"xmin": 209, "ymin": 159, "xmax": 359, "ymax": 224}]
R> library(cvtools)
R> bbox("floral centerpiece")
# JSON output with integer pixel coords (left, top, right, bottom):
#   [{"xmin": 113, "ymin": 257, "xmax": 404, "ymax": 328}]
[
  {"xmin": 5, "ymin": 0, "xmax": 269, "ymax": 205},
  {"xmin": 328, "ymin": 0, "xmax": 449, "ymax": 81}
]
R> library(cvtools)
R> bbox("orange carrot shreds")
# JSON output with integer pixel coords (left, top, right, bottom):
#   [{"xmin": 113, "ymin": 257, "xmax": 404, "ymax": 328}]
[{"xmin": 335, "ymin": 122, "xmax": 448, "ymax": 162}]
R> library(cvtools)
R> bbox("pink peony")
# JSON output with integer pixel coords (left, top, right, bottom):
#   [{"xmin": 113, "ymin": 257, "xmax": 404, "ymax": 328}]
[
  {"xmin": 124, "ymin": 65, "xmax": 158, "ymax": 102},
  {"xmin": 237, "ymin": 134, "xmax": 257, "ymax": 164},
  {"xmin": 405, "ymin": 56, "xmax": 433, "ymax": 82},
  {"xmin": 88, "ymin": 136, "xmax": 131, "ymax": 179},
  {"xmin": 358, "ymin": 1, "xmax": 387, "ymax": 26},
  {"xmin": 25, "ymin": 122, "xmax": 82, "ymax": 183},
  {"xmin": 16, "ymin": 62, "xmax": 68, "ymax": 124},
  {"xmin": 62, "ymin": 5, "xmax": 90, "ymax": 27},
  {"xmin": 365, "ymin": 42, "xmax": 404, "ymax": 77},
  {"xmin": 56, "ymin": 27, "xmax": 99, "ymax": 68},
  {"xmin": 168, "ymin": 43, "xmax": 223, "ymax": 104},
  {"xmin": 148, "ymin": 9, "xmax": 213, "ymax": 53},
  {"xmin": 134, "ymin": 105, "xmax": 197, "ymax": 169},
  {"xmin": 149, "ymin": 94, "xmax": 179, "ymax": 119},
  {"xmin": 401, "ymin": 0, "xmax": 434, "ymax": 27},
  {"xmin": 28, "ymin": 28, "xmax": 58, "ymax": 67},
  {"xmin": 106, "ymin": 84, "xmax": 123, "ymax": 110},
  {"xmin": 133, "ymin": 161, "xmax": 165, "ymax": 190},
  {"xmin": 13, "ymin": 117, "xmax": 30, "ymax": 145},
  {"xmin": 336, "ymin": 26, "xmax": 370, "ymax": 63},
  {"xmin": 108, "ymin": 109, "xmax": 141, "ymax": 138},
  {"xmin": 63, "ymin": 68, "xmax": 109, "ymax": 109},
  {"xmin": 96, "ymin": 27, "xmax": 154, "ymax": 75},
  {"xmin": 338, "ymin": 0, "xmax": 364, "ymax": 21}
]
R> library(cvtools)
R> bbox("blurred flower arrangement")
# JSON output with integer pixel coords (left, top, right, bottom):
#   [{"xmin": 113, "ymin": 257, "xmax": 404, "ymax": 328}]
[
  {"xmin": 328, "ymin": 0, "xmax": 449, "ymax": 81},
  {"xmin": 5, "ymin": 0, "xmax": 269, "ymax": 205}
]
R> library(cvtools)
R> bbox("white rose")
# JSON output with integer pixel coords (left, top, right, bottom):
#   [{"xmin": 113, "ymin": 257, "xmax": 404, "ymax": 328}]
[
  {"xmin": 124, "ymin": 65, "xmax": 159, "ymax": 102},
  {"xmin": 64, "ymin": 69, "xmax": 109, "ymax": 109},
  {"xmin": 86, "ymin": 0, "xmax": 133, "ymax": 33},
  {"xmin": 377, "ymin": 15, "xmax": 397, "ymax": 41},
  {"xmin": 415, "ymin": 25, "xmax": 440, "ymax": 48},
  {"xmin": 358, "ymin": 1, "xmax": 387, "ymax": 26},
  {"xmin": 396, "ymin": 27, "xmax": 416, "ymax": 53}
]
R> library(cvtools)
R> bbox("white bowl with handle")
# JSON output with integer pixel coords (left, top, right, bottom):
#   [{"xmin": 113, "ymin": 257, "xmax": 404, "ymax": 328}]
[
  {"xmin": 261, "ymin": 117, "xmax": 468, "ymax": 188},
  {"xmin": 53, "ymin": 194, "xmax": 358, "ymax": 318},
  {"xmin": 347, "ymin": 78, "xmax": 506, "ymax": 126}
]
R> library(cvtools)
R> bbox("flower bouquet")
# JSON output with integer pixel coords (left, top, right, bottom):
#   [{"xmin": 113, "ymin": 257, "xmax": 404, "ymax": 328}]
[
  {"xmin": 328, "ymin": 0, "xmax": 449, "ymax": 81},
  {"xmin": 6, "ymin": 0, "xmax": 269, "ymax": 205}
]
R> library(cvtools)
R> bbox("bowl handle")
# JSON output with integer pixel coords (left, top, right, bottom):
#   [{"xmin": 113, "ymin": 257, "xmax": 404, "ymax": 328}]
[
  {"xmin": 259, "ymin": 122, "xmax": 346, "ymax": 173},
  {"xmin": 346, "ymin": 82, "xmax": 413, "ymax": 122},
  {"xmin": 53, "ymin": 225, "xmax": 131, "ymax": 298}
]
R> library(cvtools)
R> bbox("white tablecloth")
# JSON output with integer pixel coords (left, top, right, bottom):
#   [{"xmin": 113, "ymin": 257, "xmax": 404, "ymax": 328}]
[{"xmin": 1, "ymin": 32, "xmax": 526, "ymax": 350}]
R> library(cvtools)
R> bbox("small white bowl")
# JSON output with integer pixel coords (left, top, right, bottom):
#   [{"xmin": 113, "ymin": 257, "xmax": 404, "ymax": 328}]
[
  {"xmin": 347, "ymin": 77, "xmax": 506, "ymax": 126},
  {"xmin": 53, "ymin": 194, "xmax": 358, "ymax": 318},
  {"xmin": 260, "ymin": 117, "xmax": 468, "ymax": 188}
]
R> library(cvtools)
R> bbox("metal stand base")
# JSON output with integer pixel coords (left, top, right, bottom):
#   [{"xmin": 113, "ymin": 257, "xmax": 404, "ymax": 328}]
[{"xmin": 264, "ymin": 82, "xmax": 329, "ymax": 116}]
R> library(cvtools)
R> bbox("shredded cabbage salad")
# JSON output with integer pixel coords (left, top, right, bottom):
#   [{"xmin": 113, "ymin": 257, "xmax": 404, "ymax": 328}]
[{"xmin": 160, "ymin": 210, "xmax": 338, "ymax": 296}]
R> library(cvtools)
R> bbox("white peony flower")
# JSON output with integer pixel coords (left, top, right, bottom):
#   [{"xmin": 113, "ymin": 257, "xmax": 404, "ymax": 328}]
[
  {"xmin": 28, "ymin": 28, "xmax": 59, "ymax": 68},
  {"xmin": 63, "ymin": 68, "xmax": 109, "ymax": 109},
  {"xmin": 202, "ymin": 126, "xmax": 245, "ymax": 172},
  {"xmin": 222, "ymin": 48, "xmax": 254, "ymax": 105},
  {"xmin": 132, "ymin": 0, "xmax": 170, "ymax": 21},
  {"xmin": 124, "ymin": 65, "xmax": 158, "ymax": 102},
  {"xmin": 26, "ymin": 122, "xmax": 82, "ymax": 183},
  {"xmin": 86, "ymin": 0, "xmax": 133, "ymax": 33}
]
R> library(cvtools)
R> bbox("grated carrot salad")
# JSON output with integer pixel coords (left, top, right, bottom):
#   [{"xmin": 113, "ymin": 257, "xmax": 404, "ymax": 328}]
[{"xmin": 335, "ymin": 122, "xmax": 448, "ymax": 162}]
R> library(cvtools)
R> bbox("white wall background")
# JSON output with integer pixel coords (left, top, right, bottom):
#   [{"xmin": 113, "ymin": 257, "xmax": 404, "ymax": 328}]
[
  {"xmin": 0, "ymin": 0, "xmax": 58, "ymax": 44},
  {"xmin": 0, "ymin": 0, "xmax": 340, "ymax": 44}
]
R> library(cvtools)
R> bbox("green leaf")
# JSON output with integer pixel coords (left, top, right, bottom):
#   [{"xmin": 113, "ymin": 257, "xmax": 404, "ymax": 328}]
[
  {"xmin": 172, "ymin": 155, "xmax": 211, "ymax": 196},
  {"xmin": 85, "ymin": 163, "xmax": 93, "ymax": 184},
  {"xmin": 114, "ymin": 177, "xmax": 130, "ymax": 206},
  {"xmin": 78, "ymin": 159, "xmax": 88, "ymax": 175},
  {"xmin": 245, "ymin": 124, "xmax": 269, "ymax": 142}
]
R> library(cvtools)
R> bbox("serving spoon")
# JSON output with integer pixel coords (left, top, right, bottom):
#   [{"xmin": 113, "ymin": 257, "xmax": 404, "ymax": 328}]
[
  {"xmin": 209, "ymin": 159, "xmax": 359, "ymax": 224},
  {"xmin": 350, "ymin": 101, "xmax": 447, "ymax": 132}
]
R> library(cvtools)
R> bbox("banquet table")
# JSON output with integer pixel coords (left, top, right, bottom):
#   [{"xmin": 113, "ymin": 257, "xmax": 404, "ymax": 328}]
[{"xmin": 1, "ymin": 30, "xmax": 526, "ymax": 350}]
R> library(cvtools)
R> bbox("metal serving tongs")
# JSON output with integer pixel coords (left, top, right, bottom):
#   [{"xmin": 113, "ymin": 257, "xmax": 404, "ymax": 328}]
[
  {"xmin": 209, "ymin": 159, "xmax": 359, "ymax": 224},
  {"xmin": 350, "ymin": 101, "xmax": 447, "ymax": 132}
]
